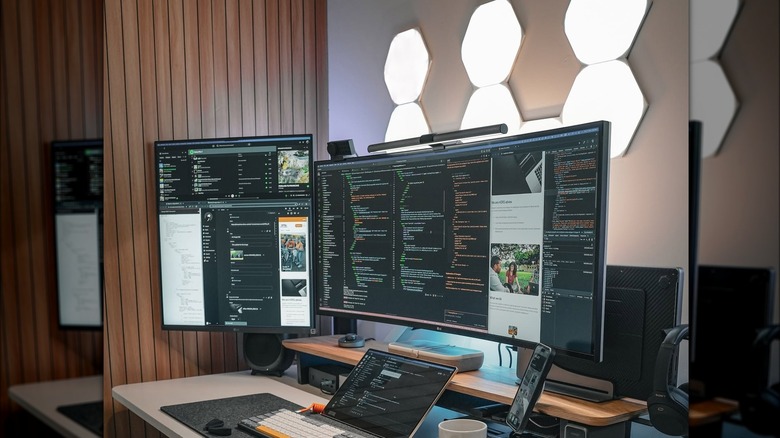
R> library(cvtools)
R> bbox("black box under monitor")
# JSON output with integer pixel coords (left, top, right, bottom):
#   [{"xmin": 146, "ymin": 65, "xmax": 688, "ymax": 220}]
[
  {"xmin": 690, "ymin": 265, "xmax": 776, "ymax": 401},
  {"xmin": 521, "ymin": 265, "xmax": 683, "ymax": 402}
]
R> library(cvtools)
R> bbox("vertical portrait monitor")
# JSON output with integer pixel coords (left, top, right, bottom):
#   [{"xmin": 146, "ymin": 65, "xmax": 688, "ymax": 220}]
[
  {"xmin": 51, "ymin": 139, "xmax": 104, "ymax": 329},
  {"xmin": 315, "ymin": 121, "xmax": 610, "ymax": 361},
  {"xmin": 154, "ymin": 134, "xmax": 315, "ymax": 334}
]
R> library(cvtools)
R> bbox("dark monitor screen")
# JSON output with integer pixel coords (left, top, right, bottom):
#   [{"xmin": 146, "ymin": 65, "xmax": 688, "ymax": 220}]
[
  {"xmin": 51, "ymin": 139, "xmax": 104, "ymax": 329},
  {"xmin": 315, "ymin": 121, "xmax": 610, "ymax": 361},
  {"xmin": 154, "ymin": 134, "xmax": 315, "ymax": 334},
  {"xmin": 690, "ymin": 265, "xmax": 776, "ymax": 400}
]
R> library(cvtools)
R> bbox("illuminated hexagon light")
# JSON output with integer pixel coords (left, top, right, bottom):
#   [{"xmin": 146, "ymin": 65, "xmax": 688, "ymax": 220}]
[
  {"xmin": 518, "ymin": 118, "xmax": 563, "ymax": 134},
  {"xmin": 461, "ymin": 84, "xmax": 521, "ymax": 132},
  {"xmin": 384, "ymin": 28, "xmax": 431, "ymax": 105},
  {"xmin": 385, "ymin": 103, "xmax": 431, "ymax": 142},
  {"xmin": 564, "ymin": 0, "xmax": 650, "ymax": 65},
  {"xmin": 561, "ymin": 60, "xmax": 647, "ymax": 158},
  {"xmin": 461, "ymin": 0, "xmax": 523, "ymax": 88},
  {"xmin": 691, "ymin": 60, "xmax": 739, "ymax": 158},
  {"xmin": 690, "ymin": 0, "xmax": 740, "ymax": 62},
  {"xmin": 690, "ymin": 1, "xmax": 740, "ymax": 158}
]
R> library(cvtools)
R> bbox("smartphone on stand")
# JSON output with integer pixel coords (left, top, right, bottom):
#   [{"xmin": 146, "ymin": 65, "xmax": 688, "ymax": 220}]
[{"xmin": 506, "ymin": 343, "xmax": 555, "ymax": 435}]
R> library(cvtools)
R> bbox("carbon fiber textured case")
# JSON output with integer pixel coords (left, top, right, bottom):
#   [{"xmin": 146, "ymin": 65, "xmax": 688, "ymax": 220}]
[{"xmin": 548, "ymin": 265, "xmax": 683, "ymax": 400}]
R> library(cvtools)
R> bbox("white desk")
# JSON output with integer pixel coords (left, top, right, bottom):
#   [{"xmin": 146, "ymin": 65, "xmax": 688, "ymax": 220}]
[
  {"xmin": 112, "ymin": 367, "xmax": 468, "ymax": 438},
  {"xmin": 8, "ymin": 375, "xmax": 102, "ymax": 438}
]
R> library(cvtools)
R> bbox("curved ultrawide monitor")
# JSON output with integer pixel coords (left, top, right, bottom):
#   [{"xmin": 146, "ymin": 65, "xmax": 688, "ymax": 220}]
[
  {"xmin": 314, "ymin": 121, "xmax": 610, "ymax": 361},
  {"xmin": 154, "ymin": 134, "xmax": 315, "ymax": 334}
]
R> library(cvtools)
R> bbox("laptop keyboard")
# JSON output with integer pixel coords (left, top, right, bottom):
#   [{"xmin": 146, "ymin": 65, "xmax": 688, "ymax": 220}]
[{"xmin": 238, "ymin": 408, "xmax": 367, "ymax": 438}]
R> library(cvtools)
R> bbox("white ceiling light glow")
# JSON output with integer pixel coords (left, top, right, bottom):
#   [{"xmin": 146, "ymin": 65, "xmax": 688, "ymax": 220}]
[
  {"xmin": 564, "ymin": 0, "xmax": 649, "ymax": 65},
  {"xmin": 561, "ymin": 60, "xmax": 647, "ymax": 158}
]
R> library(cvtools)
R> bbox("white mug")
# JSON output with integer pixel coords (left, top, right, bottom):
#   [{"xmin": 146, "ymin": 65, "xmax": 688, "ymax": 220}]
[{"xmin": 438, "ymin": 418, "xmax": 488, "ymax": 438}]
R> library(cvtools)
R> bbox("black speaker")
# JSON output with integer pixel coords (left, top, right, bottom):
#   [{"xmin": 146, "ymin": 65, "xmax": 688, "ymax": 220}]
[
  {"xmin": 647, "ymin": 324, "xmax": 689, "ymax": 436},
  {"xmin": 243, "ymin": 333, "xmax": 296, "ymax": 377},
  {"xmin": 740, "ymin": 325, "xmax": 780, "ymax": 437}
]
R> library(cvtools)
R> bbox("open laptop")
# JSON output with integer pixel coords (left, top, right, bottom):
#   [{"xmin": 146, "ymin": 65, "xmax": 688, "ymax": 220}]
[{"xmin": 239, "ymin": 348, "xmax": 457, "ymax": 437}]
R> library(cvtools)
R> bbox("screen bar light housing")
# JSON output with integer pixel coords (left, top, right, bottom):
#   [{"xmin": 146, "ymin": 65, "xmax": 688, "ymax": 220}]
[{"xmin": 367, "ymin": 123, "xmax": 508, "ymax": 154}]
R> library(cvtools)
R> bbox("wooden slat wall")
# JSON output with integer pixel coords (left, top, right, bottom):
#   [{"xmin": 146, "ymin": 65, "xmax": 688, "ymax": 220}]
[
  {"xmin": 102, "ymin": 0, "xmax": 328, "ymax": 436},
  {"xmin": 0, "ymin": 0, "xmax": 104, "ymax": 435}
]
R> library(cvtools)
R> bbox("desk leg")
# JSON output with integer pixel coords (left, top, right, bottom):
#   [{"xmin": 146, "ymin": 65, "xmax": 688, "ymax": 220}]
[{"xmin": 559, "ymin": 420, "xmax": 630, "ymax": 438}]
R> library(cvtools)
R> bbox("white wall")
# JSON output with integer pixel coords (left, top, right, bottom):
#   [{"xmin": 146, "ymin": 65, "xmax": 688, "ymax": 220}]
[{"xmin": 326, "ymin": 0, "xmax": 690, "ymax": 382}]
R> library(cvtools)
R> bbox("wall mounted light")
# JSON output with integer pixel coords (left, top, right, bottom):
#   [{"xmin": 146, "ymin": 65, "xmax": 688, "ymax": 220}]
[
  {"xmin": 460, "ymin": 0, "xmax": 522, "ymax": 131},
  {"xmin": 368, "ymin": 123, "xmax": 508, "ymax": 154},
  {"xmin": 561, "ymin": 60, "xmax": 647, "ymax": 158},
  {"xmin": 564, "ymin": 0, "xmax": 650, "ymax": 65},
  {"xmin": 690, "ymin": 60, "xmax": 738, "ymax": 158},
  {"xmin": 563, "ymin": 0, "xmax": 650, "ymax": 158},
  {"xmin": 690, "ymin": 0, "xmax": 741, "ymax": 158},
  {"xmin": 384, "ymin": 28, "xmax": 432, "ymax": 141}
]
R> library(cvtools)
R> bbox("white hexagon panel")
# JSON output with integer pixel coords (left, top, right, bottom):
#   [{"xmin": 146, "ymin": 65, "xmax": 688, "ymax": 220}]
[
  {"xmin": 384, "ymin": 28, "xmax": 431, "ymax": 105},
  {"xmin": 461, "ymin": 0, "xmax": 523, "ymax": 88},
  {"xmin": 690, "ymin": 0, "xmax": 740, "ymax": 62},
  {"xmin": 565, "ymin": 0, "xmax": 649, "ymax": 65},
  {"xmin": 518, "ymin": 118, "xmax": 563, "ymax": 134},
  {"xmin": 561, "ymin": 60, "xmax": 647, "ymax": 158},
  {"xmin": 691, "ymin": 60, "xmax": 738, "ymax": 158},
  {"xmin": 385, "ymin": 103, "xmax": 431, "ymax": 142},
  {"xmin": 461, "ymin": 84, "xmax": 521, "ymax": 132}
]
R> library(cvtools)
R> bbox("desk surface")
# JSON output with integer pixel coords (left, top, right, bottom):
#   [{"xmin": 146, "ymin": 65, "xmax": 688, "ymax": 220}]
[
  {"xmin": 112, "ymin": 367, "xmax": 325, "ymax": 438},
  {"xmin": 8, "ymin": 375, "xmax": 102, "ymax": 438},
  {"xmin": 284, "ymin": 335, "xmax": 648, "ymax": 427},
  {"xmin": 111, "ymin": 367, "xmax": 466, "ymax": 438},
  {"xmin": 689, "ymin": 399, "xmax": 739, "ymax": 427}
]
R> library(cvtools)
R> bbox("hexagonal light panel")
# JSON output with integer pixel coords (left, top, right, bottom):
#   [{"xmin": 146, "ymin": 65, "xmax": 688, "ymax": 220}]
[
  {"xmin": 519, "ymin": 118, "xmax": 563, "ymax": 134},
  {"xmin": 461, "ymin": 84, "xmax": 521, "ymax": 133},
  {"xmin": 690, "ymin": 0, "xmax": 740, "ymax": 62},
  {"xmin": 384, "ymin": 28, "xmax": 431, "ymax": 105},
  {"xmin": 565, "ymin": 0, "xmax": 649, "ymax": 65},
  {"xmin": 385, "ymin": 102, "xmax": 430, "ymax": 142},
  {"xmin": 461, "ymin": 0, "xmax": 523, "ymax": 87},
  {"xmin": 561, "ymin": 60, "xmax": 647, "ymax": 158},
  {"xmin": 691, "ymin": 60, "xmax": 738, "ymax": 158}
]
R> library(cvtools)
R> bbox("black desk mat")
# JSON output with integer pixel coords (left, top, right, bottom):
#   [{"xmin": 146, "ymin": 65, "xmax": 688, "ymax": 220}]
[
  {"xmin": 56, "ymin": 400, "xmax": 103, "ymax": 437},
  {"xmin": 161, "ymin": 393, "xmax": 304, "ymax": 437}
]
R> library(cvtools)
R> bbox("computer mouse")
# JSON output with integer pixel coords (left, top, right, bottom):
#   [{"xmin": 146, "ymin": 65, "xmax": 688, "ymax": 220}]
[{"xmin": 338, "ymin": 333, "xmax": 365, "ymax": 348}]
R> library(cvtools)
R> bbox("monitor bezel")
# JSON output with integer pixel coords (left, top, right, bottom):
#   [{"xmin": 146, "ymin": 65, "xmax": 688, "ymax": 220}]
[
  {"xmin": 313, "ymin": 121, "xmax": 610, "ymax": 362},
  {"xmin": 50, "ymin": 139, "xmax": 105, "ymax": 330},
  {"xmin": 153, "ymin": 134, "xmax": 316, "ymax": 335}
]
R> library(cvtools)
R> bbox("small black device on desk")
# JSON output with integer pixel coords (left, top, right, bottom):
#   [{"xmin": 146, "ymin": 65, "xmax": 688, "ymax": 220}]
[
  {"xmin": 507, "ymin": 343, "xmax": 555, "ymax": 436},
  {"xmin": 337, "ymin": 333, "xmax": 365, "ymax": 348}
]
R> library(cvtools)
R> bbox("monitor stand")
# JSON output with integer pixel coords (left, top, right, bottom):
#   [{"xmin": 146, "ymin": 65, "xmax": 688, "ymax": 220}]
[
  {"xmin": 516, "ymin": 347, "xmax": 615, "ymax": 402},
  {"xmin": 388, "ymin": 339, "xmax": 484, "ymax": 372}
]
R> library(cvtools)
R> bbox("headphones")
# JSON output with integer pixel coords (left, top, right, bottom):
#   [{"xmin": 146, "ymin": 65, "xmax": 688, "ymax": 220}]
[
  {"xmin": 647, "ymin": 324, "xmax": 689, "ymax": 436},
  {"xmin": 740, "ymin": 325, "xmax": 780, "ymax": 437}
]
